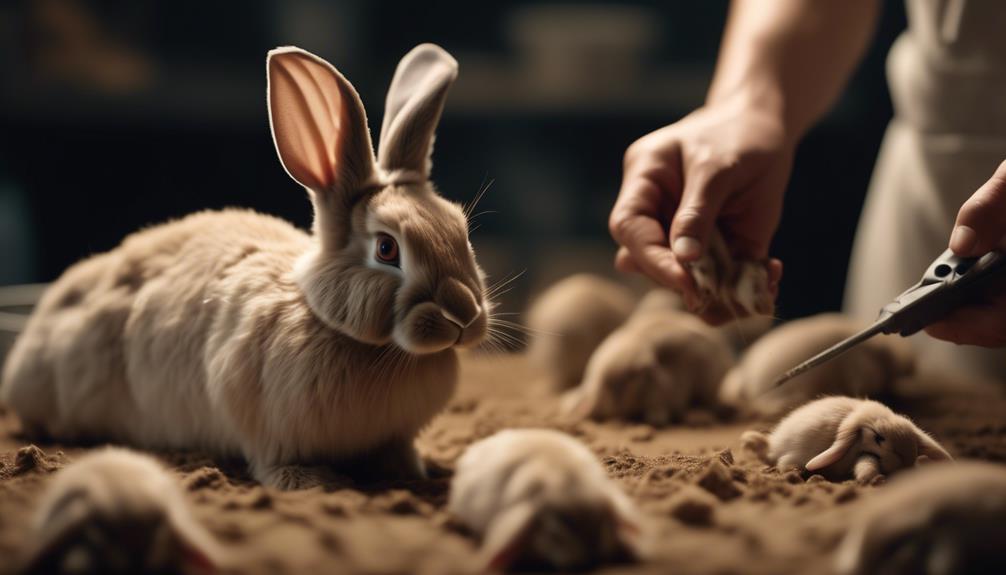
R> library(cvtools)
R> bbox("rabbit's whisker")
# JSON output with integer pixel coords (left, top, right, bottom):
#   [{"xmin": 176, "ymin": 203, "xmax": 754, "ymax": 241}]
[
  {"xmin": 486, "ymin": 327, "xmax": 523, "ymax": 349},
  {"xmin": 489, "ymin": 318, "xmax": 554, "ymax": 338},
  {"xmin": 484, "ymin": 270, "xmax": 526, "ymax": 299},
  {"xmin": 468, "ymin": 210, "xmax": 498, "ymax": 221},
  {"xmin": 463, "ymin": 177, "xmax": 495, "ymax": 220}
]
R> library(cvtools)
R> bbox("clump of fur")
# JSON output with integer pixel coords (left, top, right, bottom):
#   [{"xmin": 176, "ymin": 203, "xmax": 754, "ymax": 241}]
[{"xmin": 687, "ymin": 230, "xmax": 775, "ymax": 323}]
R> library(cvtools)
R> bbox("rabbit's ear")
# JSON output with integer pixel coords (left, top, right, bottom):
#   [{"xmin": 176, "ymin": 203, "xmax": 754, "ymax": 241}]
[
  {"xmin": 560, "ymin": 387, "xmax": 596, "ymax": 421},
  {"xmin": 807, "ymin": 427, "xmax": 859, "ymax": 471},
  {"xmin": 20, "ymin": 499, "xmax": 92, "ymax": 574},
  {"xmin": 167, "ymin": 510, "xmax": 223, "ymax": 574},
  {"xmin": 916, "ymin": 430, "xmax": 953, "ymax": 462},
  {"xmin": 481, "ymin": 501, "xmax": 537, "ymax": 572},
  {"xmin": 610, "ymin": 497, "xmax": 647, "ymax": 560},
  {"xmin": 267, "ymin": 47, "xmax": 377, "ymax": 198},
  {"xmin": 377, "ymin": 44, "xmax": 458, "ymax": 179}
]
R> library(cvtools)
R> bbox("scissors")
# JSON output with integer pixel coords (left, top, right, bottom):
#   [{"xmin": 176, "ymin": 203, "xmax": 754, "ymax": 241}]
[{"xmin": 772, "ymin": 248, "xmax": 1006, "ymax": 388}]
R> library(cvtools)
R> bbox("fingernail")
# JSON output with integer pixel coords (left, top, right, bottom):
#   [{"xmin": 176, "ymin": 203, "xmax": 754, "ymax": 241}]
[
  {"xmin": 672, "ymin": 236, "xmax": 701, "ymax": 260},
  {"xmin": 950, "ymin": 225, "xmax": 977, "ymax": 254}
]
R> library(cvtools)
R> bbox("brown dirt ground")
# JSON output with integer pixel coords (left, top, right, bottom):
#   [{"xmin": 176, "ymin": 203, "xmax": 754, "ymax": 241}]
[{"xmin": 0, "ymin": 353, "xmax": 1004, "ymax": 575}]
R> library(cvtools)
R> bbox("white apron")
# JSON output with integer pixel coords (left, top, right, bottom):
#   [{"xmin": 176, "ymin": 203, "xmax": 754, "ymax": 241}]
[{"xmin": 844, "ymin": 0, "xmax": 1006, "ymax": 382}]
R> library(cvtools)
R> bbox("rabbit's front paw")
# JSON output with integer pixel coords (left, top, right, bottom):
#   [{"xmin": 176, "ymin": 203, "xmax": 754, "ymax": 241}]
[
  {"xmin": 740, "ymin": 430, "xmax": 770, "ymax": 461},
  {"xmin": 854, "ymin": 455, "xmax": 883, "ymax": 485},
  {"xmin": 255, "ymin": 464, "xmax": 349, "ymax": 490}
]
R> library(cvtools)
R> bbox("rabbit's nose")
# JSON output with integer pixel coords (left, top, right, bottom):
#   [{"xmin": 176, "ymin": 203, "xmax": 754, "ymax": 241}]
[{"xmin": 437, "ymin": 278, "xmax": 481, "ymax": 328}]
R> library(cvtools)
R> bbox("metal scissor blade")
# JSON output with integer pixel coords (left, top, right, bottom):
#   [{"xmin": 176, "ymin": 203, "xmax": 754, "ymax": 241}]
[{"xmin": 770, "ymin": 320, "xmax": 890, "ymax": 389}]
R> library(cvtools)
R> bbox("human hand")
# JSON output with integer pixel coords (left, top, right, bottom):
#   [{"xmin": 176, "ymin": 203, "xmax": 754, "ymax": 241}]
[
  {"xmin": 609, "ymin": 97, "xmax": 789, "ymax": 313},
  {"xmin": 925, "ymin": 160, "xmax": 1006, "ymax": 347}
]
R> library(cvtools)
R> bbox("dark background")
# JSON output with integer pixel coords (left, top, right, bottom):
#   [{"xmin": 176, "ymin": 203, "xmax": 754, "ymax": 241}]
[{"xmin": 0, "ymin": 1, "xmax": 907, "ymax": 322}]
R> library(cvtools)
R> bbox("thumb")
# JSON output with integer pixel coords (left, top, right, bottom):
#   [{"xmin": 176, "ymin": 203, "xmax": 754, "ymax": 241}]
[
  {"xmin": 669, "ymin": 168, "xmax": 728, "ymax": 262},
  {"xmin": 950, "ymin": 160, "xmax": 1006, "ymax": 256}
]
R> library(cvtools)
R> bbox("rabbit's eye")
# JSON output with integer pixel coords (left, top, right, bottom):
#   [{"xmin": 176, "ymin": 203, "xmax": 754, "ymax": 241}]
[
  {"xmin": 874, "ymin": 434, "xmax": 885, "ymax": 445},
  {"xmin": 375, "ymin": 233, "xmax": 400, "ymax": 266}
]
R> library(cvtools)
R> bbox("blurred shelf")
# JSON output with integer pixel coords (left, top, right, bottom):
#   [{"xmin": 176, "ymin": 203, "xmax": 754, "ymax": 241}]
[{"xmin": 449, "ymin": 55, "xmax": 711, "ymax": 116}]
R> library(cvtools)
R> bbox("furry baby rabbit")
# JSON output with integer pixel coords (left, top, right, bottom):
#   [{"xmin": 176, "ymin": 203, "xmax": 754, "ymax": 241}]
[
  {"xmin": 835, "ymin": 461, "xmax": 1006, "ymax": 575},
  {"xmin": 21, "ymin": 448, "xmax": 222, "ymax": 575},
  {"xmin": 745, "ymin": 397, "xmax": 952, "ymax": 483},
  {"xmin": 449, "ymin": 429, "xmax": 645, "ymax": 571},
  {"xmin": 1, "ymin": 44, "xmax": 489, "ymax": 489},
  {"xmin": 562, "ymin": 303, "xmax": 734, "ymax": 426}
]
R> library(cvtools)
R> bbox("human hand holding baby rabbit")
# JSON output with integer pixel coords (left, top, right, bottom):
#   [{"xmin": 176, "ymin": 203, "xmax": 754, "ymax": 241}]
[
  {"xmin": 609, "ymin": 99, "xmax": 786, "ymax": 318},
  {"xmin": 609, "ymin": 1, "xmax": 881, "ymax": 320}
]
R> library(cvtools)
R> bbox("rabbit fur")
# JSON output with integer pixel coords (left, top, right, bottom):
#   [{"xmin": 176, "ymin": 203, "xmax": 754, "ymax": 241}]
[
  {"xmin": 720, "ymin": 314, "xmax": 915, "ymax": 417},
  {"xmin": 687, "ymin": 230, "xmax": 775, "ymax": 324},
  {"xmin": 1, "ymin": 44, "xmax": 489, "ymax": 489},
  {"xmin": 525, "ymin": 274, "xmax": 636, "ymax": 391},
  {"xmin": 448, "ymin": 429, "xmax": 645, "ymax": 571},
  {"xmin": 562, "ymin": 305, "xmax": 734, "ymax": 426},
  {"xmin": 836, "ymin": 461, "xmax": 1006, "ymax": 575},
  {"xmin": 21, "ymin": 448, "xmax": 221, "ymax": 575},
  {"xmin": 753, "ymin": 397, "xmax": 952, "ymax": 483}
]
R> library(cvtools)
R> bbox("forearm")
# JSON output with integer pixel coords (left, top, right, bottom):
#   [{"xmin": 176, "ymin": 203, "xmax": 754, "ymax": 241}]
[{"xmin": 707, "ymin": 0, "xmax": 879, "ymax": 141}]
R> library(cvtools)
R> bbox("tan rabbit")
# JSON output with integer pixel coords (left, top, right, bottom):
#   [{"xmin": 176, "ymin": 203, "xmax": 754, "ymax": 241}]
[
  {"xmin": 835, "ymin": 461, "xmax": 1006, "ymax": 575},
  {"xmin": 448, "ymin": 429, "xmax": 645, "ymax": 571},
  {"xmin": 1, "ymin": 45, "xmax": 489, "ymax": 489},
  {"xmin": 20, "ymin": 448, "xmax": 221, "ymax": 575},
  {"xmin": 754, "ymin": 397, "xmax": 952, "ymax": 483},
  {"xmin": 562, "ymin": 307, "xmax": 734, "ymax": 426},
  {"xmin": 720, "ymin": 314, "xmax": 915, "ymax": 417},
  {"xmin": 525, "ymin": 274, "xmax": 635, "ymax": 390}
]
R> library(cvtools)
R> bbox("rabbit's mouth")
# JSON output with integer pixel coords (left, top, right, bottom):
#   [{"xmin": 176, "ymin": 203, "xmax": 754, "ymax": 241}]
[
  {"xmin": 451, "ymin": 309, "xmax": 488, "ymax": 348},
  {"xmin": 393, "ymin": 301, "xmax": 487, "ymax": 354}
]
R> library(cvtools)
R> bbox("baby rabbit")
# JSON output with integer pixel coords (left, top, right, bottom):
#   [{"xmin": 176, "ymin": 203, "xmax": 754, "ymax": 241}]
[
  {"xmin": 836, "ymin": 461, "xmax": 1006, "ymax": 575},
  {"xmin": 751, "ymin": 397, "xmax": 951, "ymax": 482},
  {"xmin": 720, "ymin": 314, "xmax": 915, "ymax": 417},
  {"xmin": 21, "ymin": 448, "xmax": 221, "ymax": 575},
  {"xmin": 686, "ymin": 230, "xmax": 776, "ymax": 324},
  {"xmin": 1, "ymin": 45, "xmax": 489, "ymax": 489},
  {"xmin": 448, "ymin": 429, "xmax": 644, "ymax": 572},
  {"xmin": 563, "ymin": 307, "xmax": 734, "ymax": 426},
  {"xmin": 634, "ymin": 288, "xmax": 773, "ymax": 354},
  {"xmin": 525, "ymin": 274, "xmax": 635, "ymax": 390}
]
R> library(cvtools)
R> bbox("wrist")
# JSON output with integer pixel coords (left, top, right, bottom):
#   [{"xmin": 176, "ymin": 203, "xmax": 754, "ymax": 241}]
[{"xmin": 705, "ymin": 82, "xmax": 802, "ymax": 148}]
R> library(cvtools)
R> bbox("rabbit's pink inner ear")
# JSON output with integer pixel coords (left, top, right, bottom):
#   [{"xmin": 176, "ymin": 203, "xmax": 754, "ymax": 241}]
[
  {"xmin": 806, "ymin": 430, "xmax": 858, "ymax": 472},
  {"xmin": 181, "ymin": 543, "xmax": 218, "ymax": 574},
  {"xmin": 481, "ymin": 502, "xmax": 537, "ymax": 572},
  {"xmin": 267, "ymin": 47, "xmax": 375, "ymax": 195}
]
